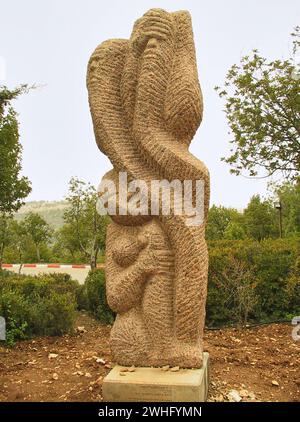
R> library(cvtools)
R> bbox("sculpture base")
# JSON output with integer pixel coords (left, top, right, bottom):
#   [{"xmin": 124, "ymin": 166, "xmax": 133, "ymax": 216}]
[{"xmin": 102, "ymin": 352, "xmax": 209, "ymax": 402}]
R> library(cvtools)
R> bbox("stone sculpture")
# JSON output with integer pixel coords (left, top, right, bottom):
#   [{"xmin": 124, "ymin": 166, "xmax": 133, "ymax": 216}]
[{"xmin": 87, "ymin": 8, "xmax": 210, "ymax": 368}]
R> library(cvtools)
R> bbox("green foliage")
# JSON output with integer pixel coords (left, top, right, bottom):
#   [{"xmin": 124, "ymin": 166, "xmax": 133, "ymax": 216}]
[
  {"xmin": 274, "ymin": 179, "xmax": 300, "ymax": 236},
  {"xmin": 206, "ymin": 194, "xmax": 283, "ymax": 242},
  {"xmin": 0, "ymin": 214, "xmax": 13, "ymax": 266},
  {"xmin": 0, "ymin": 85, "xmax": 31, "ymax": 116},
  {"xmin": 0, "ymin": 271, "xmax": 78, "ymax": 344},
  {"xmin": 224, "ymin": 221, "xmax": 246, "ymax": 240},
  {"xmin": 0, "ymin": 215, "xmax": 30, "ymax": 268},
  {"xmin": 1, "ymin": 237, "xmax": 299, "ymax": 341},
  {"xmin": 23, "ymin": 212, "xmax": 52, "ymax": 262},
  {"xmin": 215, "ymin": 28, "xmax": 300, "ymax": 180},
  {"xmin": 0, "ymin": 294, "xmax": 28, "ymax": 346},
  {"xmin": 32, "ymin": 291, "xmax": 76, "ymax": 336},
  {"xmin": 207, "ymin": 238, "xmax": 300, "ymax": 326},
  {"xmin": 6, "ymin": 219, "xmax": 28, "ymax": 267},
  {"xmin": 84, "ymin": 269, "xmax": 115, "ymax": 324},
  {"xmin": 64, "ymin": 178, "xmax": 109, "ymax": 268},
  {"xmin": 1, "ymin": 195, "xmax": 108, "ymax": 265},
  {"xmin": 52, "ymin": 222, "xmax": 83, "ymax": 263},
  {"xmin": 206, "ymin": 205, "xmax": 244, "ymax": 240},
  {"xmin": 243, "ymin": 195, "xmax": 277, "ymax": 240},
  {"xmin": 0, "ymin": 85, "xmax": 31, "ymax": 214},
  {"xmin": 75, "ymin": 284, "xmax": 89, "ymax": 311}
]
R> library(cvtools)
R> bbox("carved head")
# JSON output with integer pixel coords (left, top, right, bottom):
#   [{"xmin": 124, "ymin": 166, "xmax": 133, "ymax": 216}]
[
  {"xmin": 87, "ymin": 8, "xmax": 203, "ymax": 165},
  {"xmin": 121, "ymin": 8, "xmax": 203, "ymax": 145}
]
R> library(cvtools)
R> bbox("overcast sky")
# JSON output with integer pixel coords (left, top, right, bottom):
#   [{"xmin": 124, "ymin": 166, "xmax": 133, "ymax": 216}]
[{"xmin": 1, "ymin": 0, "xmax": 299, "ymax": 208}]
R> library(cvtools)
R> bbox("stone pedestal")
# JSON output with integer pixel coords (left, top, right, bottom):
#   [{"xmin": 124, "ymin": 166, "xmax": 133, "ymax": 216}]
[{"xmin": 102, "ymin": 352, "xmax": 209, "ymax": 402}]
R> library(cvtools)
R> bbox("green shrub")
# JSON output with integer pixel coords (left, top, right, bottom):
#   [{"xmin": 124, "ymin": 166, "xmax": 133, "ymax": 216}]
[
  {"xmin": 85, "ymin": 269, "xmax": 114, "ymax": 324},
  {"xmin": 0, "ymin": 269, "xmax": 12, "ymax": 282},
  {"xmin": 207, "ymin": 238, "xmax": 300, "ymax": 326},
  {"xmin": 0, "ymin": 290, "xmax": 29, "ymax": 346},
  {"xmin": 1, "ymin": 237, "xmax": 298, "ymax": 341},
  {"xmin": 32, "ymin": 291, "xmax": 76, "ymax": 336},
  {"xmin": 0, "ymin": 271, "xmax": 78, "ymax": 344},
  {"xmin": 75, "ymin": 284, "xmax": 89, "ymax": 311},
  {"xmin": 78, "ymin": 239, "xmax": 300, "ymax": 328}
]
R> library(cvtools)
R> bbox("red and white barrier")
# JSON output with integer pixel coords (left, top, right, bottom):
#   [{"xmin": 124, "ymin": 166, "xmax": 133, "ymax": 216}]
[{"xmin": 2, "ymin": 263, "xmax": 105, "ymax": 269}]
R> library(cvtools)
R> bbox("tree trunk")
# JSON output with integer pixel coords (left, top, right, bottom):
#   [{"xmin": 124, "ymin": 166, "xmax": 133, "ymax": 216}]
[
  {"xmin": 90, "ymin": 237, "xmax": 99, "ymax": 270},
  {"xmin": 36, "ymin": 245, "xmax": 40, "ymax": 262},
  {"xmin": 18, "ymin": 263, "xmax": 23, "ymax": 275},
  {"xmin": 0, "ymin": 242, "xmax": 4, "ymax": 269},
  {"xmin": 90, "ymin": 253, "xmax": 97, "ymax": 270},
  {"xmin": 18, "ymin": 249, "xmax": 23, "ymax": 274}
]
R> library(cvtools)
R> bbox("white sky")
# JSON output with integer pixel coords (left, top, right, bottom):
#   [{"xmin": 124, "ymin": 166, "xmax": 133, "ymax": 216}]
[{"xmin": 1, "ymin": 0, "xmax": 299, "ymax": 208}]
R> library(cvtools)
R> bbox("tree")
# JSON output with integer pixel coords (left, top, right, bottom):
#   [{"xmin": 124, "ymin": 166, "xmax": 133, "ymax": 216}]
[
  {"xmin": 244, "ymin": 195, "xmax": 277, "ymax": 241},
  {"xmin": 274, "ymin": 178, "xmax": 300, "ymax": 236},
  {"xmin": 9, "ymin": 220, "xmax": 28, "ymax": 273},
  {"xmin": 52, "ymin": 223, "xmax": 82, "ymax": 262},
  {"xmin": 0, "ymin": 85, "xmax": 31, "ymax": 214},
  {"xmin": 23, "ymin": 213, "xmax": 52, "ymax": 262},
  {"xmin": 0, "ymin": 214, "xmax": 13, "ymax": 267},
  {"xmin": 206, "ymin": 205, "xmax": 244, "ymax": 240},
  {"xmin": 224, "ymin": 221, "xmax": 246, "ymax": 240},
  {"xmin": 215, "ymin": 27, "xmax": 300, "ymax": 180},
  {"xmin": 64, "ymin": 177, "xmax": 109, "ymax": 269}
]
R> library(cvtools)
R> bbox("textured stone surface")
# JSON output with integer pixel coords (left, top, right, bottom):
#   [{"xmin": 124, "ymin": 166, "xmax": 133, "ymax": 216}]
[
  {"xmin": 102, "ymin": 353, "xmax": 210, "ymax": 402},
  {"xmin": 87, "ymin": 8, "xmax": 210, "ymax": 368}
]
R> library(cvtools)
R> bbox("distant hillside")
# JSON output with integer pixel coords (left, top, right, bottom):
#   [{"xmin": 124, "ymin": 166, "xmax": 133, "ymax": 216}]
[{"xmin": 15, "ymin": 201, "xmax": 69, "ymax": 230}]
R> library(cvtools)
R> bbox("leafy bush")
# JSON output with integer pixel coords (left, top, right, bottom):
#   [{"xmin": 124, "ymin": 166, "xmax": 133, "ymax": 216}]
[
  {"xmin": 1, "ymin": 237, "xmax": 299, "ymax": 343},
  {"xmin": 75, "ymin": 284, "xmax": 89, "ymax": 311},
  {"xmin": 0, "ymin": 271, "xmax": 78, "ymax": 345},
  {"xmin": 207, "ymin": 238, "xmax": 300, "ymax": 326},
  {"xmin": 74, "ymin": 239, "xmax": 300, "ymax": 328},
  {"xmin": 0, "ymin": 291, "xmax": 29, "ymax": 346},
  {"xmin": 32, "ymin": 291, "xmax": 76, "ymax": 336},
  {"xmin": 85, "ymin": 269, "xmax": 114, "ymax": 324}
]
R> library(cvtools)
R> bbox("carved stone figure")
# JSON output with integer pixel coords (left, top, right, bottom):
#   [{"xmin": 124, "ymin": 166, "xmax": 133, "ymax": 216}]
[{"xmin": 87, "ymin": 8, "xmax": 210, "ymax": 368}]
